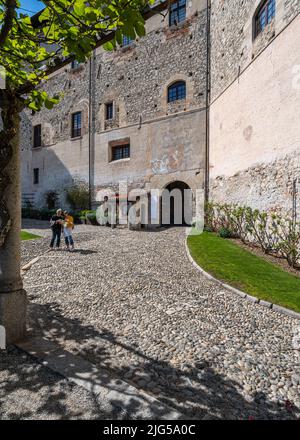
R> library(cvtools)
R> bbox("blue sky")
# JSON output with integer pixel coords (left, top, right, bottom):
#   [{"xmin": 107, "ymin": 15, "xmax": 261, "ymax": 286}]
[{"xmin": 19, "ymin": 0, "xmax": 44, "ymax": 15}]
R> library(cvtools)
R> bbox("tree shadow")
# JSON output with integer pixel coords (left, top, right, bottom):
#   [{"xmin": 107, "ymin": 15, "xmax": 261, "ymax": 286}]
[
  {"xmin": 3, "ymin": 300, "xmax": 295, "ymax": 420},
  {"xmin": 71, "ymin": 249, "xmax": 98, "ymax": 255}
]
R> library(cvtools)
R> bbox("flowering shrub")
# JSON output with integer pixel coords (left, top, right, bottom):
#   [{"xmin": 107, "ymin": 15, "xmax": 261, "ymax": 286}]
[{"xmin": 205, "ymin": 202, "xmax": 300, "ymax": 268}]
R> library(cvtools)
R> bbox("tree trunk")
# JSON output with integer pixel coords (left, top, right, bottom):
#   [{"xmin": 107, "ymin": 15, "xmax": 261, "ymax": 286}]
[{"xmin": 0, "ymin": 97, "xmax": 27, "ymax": 344}]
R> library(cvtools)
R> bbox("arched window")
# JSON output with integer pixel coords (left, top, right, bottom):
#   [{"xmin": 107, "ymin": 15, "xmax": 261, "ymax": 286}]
[
  {"xmin": 168, "ymin": 81, "xmax": 186, "ymax": 103},
  {"xmin": 254, "ymin": 0, "xmax": 276, "ymax": 38},
  {"xmin": 169, "ymin": 0, "xmax": 186, "ymax": 27}
]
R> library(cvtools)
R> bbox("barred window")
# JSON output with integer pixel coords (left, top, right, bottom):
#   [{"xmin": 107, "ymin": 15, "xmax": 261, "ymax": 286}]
[
  {"xmin": 169, "ymin": 0, "xmax": 186, "ymax": 27},
  {"xmin": 33, "ymin": 124, "xmax": 41, "ymax": 148},
  {"xmin": 168, "ymin": 81, "xmax": 186, "ymax": 103},
  {"xmin": 71, "ymin": 112, "xmax": 82, "ymax": 138},
  {"xmin": 112, "ymin": 144, "xmax": 130, "ymax": 161},
  {"xmin": 255, "ymin": 0, "xmax": 276, "ymax": 38}
]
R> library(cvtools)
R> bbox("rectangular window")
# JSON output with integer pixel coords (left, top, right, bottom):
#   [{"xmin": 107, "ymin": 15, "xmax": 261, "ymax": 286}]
[
  {"xmin": 33, "ymin": 124, "xmax": 42, "ymax": 148},
  {"xmin": 33, "ymin": 168, "xmax": 39, "ymax": 185},
  {"xmin": 122, "ymin": 35, "xmax": 134, "ymax": 47},
  {"xmin": 168, "ymin": 81, "xmax": 186, "ymax": 102},
  {"xmin": 106, "ymin": 102, "xmax": 114, "ymax": 120},
  {"xmin": 71, "ymin": 112, "xmax": 82, "ymax": 138},
  {"xmin": 71, "ymin": 59, "xmax": 81, "ymax": 70},
  {"xmin": 112, "ymin": 144, "xmax": 130, "ymax": 161},
  {"xmin": 169, "ymin": 0, "xmax": 186, "ymax": 27}
]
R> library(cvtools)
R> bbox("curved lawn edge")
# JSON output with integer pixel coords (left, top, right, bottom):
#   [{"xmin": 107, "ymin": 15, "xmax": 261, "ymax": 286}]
[{"xmin": 185, "ymin": 232, "xmax": 300, "ymax": 321}]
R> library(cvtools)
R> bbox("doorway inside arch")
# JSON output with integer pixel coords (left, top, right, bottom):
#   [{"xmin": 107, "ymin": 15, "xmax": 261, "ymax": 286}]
[{"xmin": 161, "ymin": 181, "xmax": 193, "ymax": 226}]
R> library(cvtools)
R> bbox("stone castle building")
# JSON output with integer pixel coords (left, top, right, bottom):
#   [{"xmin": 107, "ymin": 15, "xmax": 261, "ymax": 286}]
[{"xmin": 21, "ymin": 0, "xmax": 300, "ymax": 223}]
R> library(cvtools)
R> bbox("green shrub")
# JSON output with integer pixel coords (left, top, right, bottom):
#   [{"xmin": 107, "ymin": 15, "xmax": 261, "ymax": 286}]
[
  {"xmin": 66, "ymin": 181, "xmax": 89, "ymax": 211},
  {"xmin": 21, "ymin": 208, "xmax": 41, "ymax": 219},
  {"xmin": 40, "ymin": 208, "xmax": 52, "ymax": 220},
  {"xmin": 206, "ymin": 201, "xmax": 300, "ymax": 268},
  {"xmin": 218, "ymin": 228, "xmax": 232, "ymax": 239},
  {"xmin": 79, "ymin": 209, "xmax": 94, "ymax": 217},
  {"xmin": 45, "ymin": 191, "xmax": 58, "ymax": 210},
  {"xmin": 86, "ymin": 212, "xmax": 97, "ymax": 225}
]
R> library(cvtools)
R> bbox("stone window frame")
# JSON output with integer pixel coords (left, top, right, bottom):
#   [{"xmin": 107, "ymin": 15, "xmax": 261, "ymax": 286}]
[
  {"xmin": 241, "ymin": 0, "xmax": 285, "ymax": 62},
  {"xmin": 161, "ymin": 74, "xmax": 194, "ymax": 114},
  {"xmin": 98, "ymin": 94, "xmax": 126, "ymax": 132},
  {"xmin": 108, "ymin": 138, "xmax": 131, "ymax": 163},
  {"xmin": 244, "ymin": 0, "xmax": 286, "ymax": 43}
]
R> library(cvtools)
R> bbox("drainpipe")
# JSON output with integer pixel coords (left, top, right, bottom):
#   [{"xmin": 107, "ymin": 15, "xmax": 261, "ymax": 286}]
[
  {"xmin": 88, "ymin": 51, "xmax": 95, "ymax": 210},
  {"xmin": 205, "ymin": 0, "xmax": 211, "ymax": 204}
]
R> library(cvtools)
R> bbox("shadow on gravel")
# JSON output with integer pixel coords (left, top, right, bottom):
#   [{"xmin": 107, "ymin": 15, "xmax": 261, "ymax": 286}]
[
  {"xmin": 7, "ymin": 301, "xmax": 297, "ymax": 421},
  {"xmin": 0, "ymin": 346, "xmax": 106, "ymax": 420},
  {"xmin": 71, "ymin": 249, "xmax": 98, "ymax": 255}
]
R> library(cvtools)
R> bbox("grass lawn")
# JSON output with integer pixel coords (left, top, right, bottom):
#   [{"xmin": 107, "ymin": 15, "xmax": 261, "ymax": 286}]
[
  {"xmin": 188, "ymin": 232, "xmax": 300, "ymax": 313},
  {"xmin": 21, "ymin": 231, "xmax": 41, "ymax": 241}
]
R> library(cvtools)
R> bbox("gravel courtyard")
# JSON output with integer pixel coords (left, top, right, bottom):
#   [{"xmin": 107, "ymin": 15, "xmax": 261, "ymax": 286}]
[{"xmin": 21, "ymin": 223, "xmax": 300, "ymax": 420}]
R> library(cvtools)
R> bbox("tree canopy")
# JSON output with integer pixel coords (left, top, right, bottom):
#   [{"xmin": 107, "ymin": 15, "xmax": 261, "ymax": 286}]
[{"xmin": 0, "ymin": 0, "xmax": 155, "ymax": 111}]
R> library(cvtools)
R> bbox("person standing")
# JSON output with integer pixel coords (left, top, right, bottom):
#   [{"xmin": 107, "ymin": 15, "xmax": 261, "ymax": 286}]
[
  {"xmin": 50, "ymin": 209, "xmax": 64, "ymax": 250},
  {"xmin": 63, "ymin": 210, "xmax": 75, "ymax": 251}
]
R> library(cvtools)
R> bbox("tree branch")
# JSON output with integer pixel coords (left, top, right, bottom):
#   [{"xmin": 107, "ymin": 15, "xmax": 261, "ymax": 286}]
[{"xmin": 16, "ymin": 0, "xmax": 168, "ymax": 97}]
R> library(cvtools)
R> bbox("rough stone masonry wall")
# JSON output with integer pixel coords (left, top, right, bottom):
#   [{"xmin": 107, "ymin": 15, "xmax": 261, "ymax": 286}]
[
  {"xmin": 21, "ymin": 2, "xmax": 208, "ymax": 207},
  {"xmin": 94, "ymin": 8, "xmax": 207, "ymax": 128},
  {"xmin": 210, "ymin": 0, "xmax": 300, "ymax": 101},
  {"xmin": 209, "ymin": 0, "xmax": 300, "ymax": 217},
  {"xmin": 21, "ymin": 6, "xmax": 207, "ymax": 146},
  {"xmin": 210, "ymin": 152, "xmax": 300, "ymax": 217}
]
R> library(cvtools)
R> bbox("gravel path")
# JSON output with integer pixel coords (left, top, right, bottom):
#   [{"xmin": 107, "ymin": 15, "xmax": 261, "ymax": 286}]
[{"xmin": 22, "ymin": 226, "xmax": 300, "ymax": 420}]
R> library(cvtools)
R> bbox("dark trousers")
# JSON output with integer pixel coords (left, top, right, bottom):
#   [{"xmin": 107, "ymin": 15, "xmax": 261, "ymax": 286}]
[
  {"xmin": 50, "ymin": 229, "xmax": 61, "ymax": 248},
  {"xmin": 65, "ymin": 235, "xmax": 74, "ymax": 246}
]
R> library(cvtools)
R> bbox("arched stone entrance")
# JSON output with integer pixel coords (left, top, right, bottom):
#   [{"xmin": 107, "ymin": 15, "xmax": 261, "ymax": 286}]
[{"xmin": 161, "ymin": 181, "xmax": 193, "ymax": 226}]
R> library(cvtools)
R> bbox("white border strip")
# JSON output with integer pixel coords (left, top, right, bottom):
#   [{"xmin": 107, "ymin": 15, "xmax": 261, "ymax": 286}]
[{"xmin": 185, "ymin": 238, "xmax": 300, "ymax": 321}]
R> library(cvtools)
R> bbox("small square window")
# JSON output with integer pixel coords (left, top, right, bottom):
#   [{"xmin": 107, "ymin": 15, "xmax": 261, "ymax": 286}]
[
  {"xmin": 111, "ymin": 144, "xmax": 130, "ymax": 161},
  {"xmin": 33, "ymin": 124, "xmax": 42, "ymax": 148},
  {"xmin": 122, "ymin": 35, "xmax": 134, "ymax": 47},
  {"xmin": 33, "ymin": 168, "xmax": 39, "ymax": 185},
  {"xmin": 71, "ymin": 112, "xmax": 82, "ymax": 138},
  {"xmin": 106, "ymin": 102, "xmax": 114, "ymax": 120}
]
